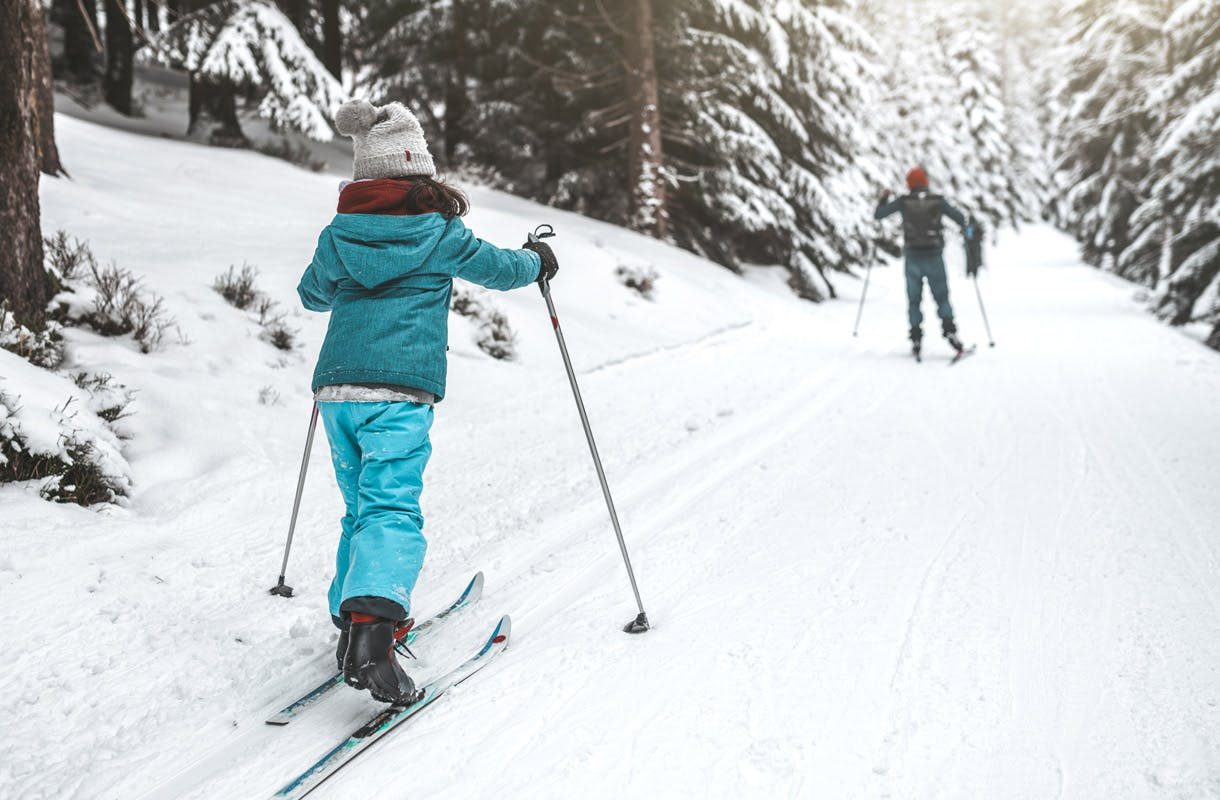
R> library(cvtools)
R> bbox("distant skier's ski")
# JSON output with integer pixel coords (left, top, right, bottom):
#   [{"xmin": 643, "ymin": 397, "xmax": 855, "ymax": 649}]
[
  {"xmin": 265, "ymin": 572, "xmax": 484, "ymax": 726},
  {"xmin": 949, "ymin": 345, "xmax": 978, "ymax": 366},
  {"xmin": 271, "ymin": 615, "xmax": 511, "ymax": 800}
]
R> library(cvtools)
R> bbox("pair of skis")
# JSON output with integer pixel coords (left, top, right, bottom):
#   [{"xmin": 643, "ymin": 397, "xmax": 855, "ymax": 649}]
[
  {"xmin": 267, "ymin": 573, "xmax": 510, "ymax": 799},
  {"xmin": 914, "ymin": 344, "xmax": 977, "ymax": 365}
]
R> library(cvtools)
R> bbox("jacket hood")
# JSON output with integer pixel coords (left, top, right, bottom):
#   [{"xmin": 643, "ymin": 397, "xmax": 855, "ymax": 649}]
[{"xmin": 328, "ymin": 213, "xmax": 449, "ymax": 289}]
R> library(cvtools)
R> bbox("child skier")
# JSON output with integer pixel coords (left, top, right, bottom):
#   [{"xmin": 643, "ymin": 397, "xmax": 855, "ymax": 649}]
[
  {"xmin": 297, "ymin": 100, "xmax": 558, "ymax": 705},
  {"xmin": 874, "ymin": 166, "xmax": 970, "ymax": 359}
]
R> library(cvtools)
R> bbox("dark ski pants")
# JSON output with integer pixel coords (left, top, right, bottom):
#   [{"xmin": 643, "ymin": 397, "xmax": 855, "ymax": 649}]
[{"xmin": 904, "ymin": 250, "xmax": 954, "ymax": 331}]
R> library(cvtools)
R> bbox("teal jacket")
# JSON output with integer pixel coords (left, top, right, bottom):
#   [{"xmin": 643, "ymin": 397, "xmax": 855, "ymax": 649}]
[{"xmin": 298, "ymin": 213, "xmax": 541, "ymax": 400}]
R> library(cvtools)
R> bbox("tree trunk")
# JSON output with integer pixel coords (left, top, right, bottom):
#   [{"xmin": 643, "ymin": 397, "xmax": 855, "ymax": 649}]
[
  {"xmin": 145, "ymin": 0, "xmax": 158, "ymax": 32},
  {"xmin": 0, "ymin": 0, "xmax": 51, "ymax": 327},
  {"xmin": 31, "ymin": 2, "xmax": 66, "ymax": 177},
  {"xmin": 103, "ymin": 0, "xmax": 133, "ymax": 115},
  {"xmin": 321, "ymin": 0, "xmax": 340, "ymax": 78},
  {"xmin": 276, "ymin": 0, "xmax": 305, "ymax": 32},
  {"xmin": 54, "ymin": 0, "xmax": 100, "ymax": 85},
  {"xmin": 443, "ymin": 0, "xmax": 468, "ymax": 165},
  {"xmin": 622, "ymin": 0, "xmax": 667, "ymax": 238},
  {"xmin": 188, "ymin": 73, "xmax": 246, "ymax": 145},
  {"xmin": 132, "ymin": 0, "xmax": 145, "ymax": 34}
]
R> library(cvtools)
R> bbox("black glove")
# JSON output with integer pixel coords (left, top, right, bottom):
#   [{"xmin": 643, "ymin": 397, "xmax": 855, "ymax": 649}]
[
  {"xmin": 878, "ymin": 189, "xmax": 893, "ymax": 205},
  {"xmin": 524, "ymin": 239, "xmax": 559, "ymax": 284}
]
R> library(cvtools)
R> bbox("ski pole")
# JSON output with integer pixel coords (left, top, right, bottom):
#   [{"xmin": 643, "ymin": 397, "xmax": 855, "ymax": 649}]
[
  {"xmin": 972, "ymin": 275, "xmax": 995, "ymax": 347},
  {"xmin": 270, "ymin": 402, "xmax": 320, "ymax": 597},
  {"xmin": 530, "ymin": 224, "xmax": 651, "ymax": 634},
  {"xmin": 852, "ymin": 233, "xmax": 877, "ymax": 337}
]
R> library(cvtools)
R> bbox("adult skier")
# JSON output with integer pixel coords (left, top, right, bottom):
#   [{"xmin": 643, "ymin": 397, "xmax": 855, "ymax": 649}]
[
  {"xmin": 296, "ymin": 100, "xmax": 559, "ymax": 706},
  {"xmin": 874, "ymin": 166, "xmax": 970, "ymax": 359}
]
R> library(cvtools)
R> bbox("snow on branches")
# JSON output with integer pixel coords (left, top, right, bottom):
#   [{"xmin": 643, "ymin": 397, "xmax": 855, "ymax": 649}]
[{"xmin": 148, "ymin": 0, "xmax": 347, "ymax": 140}]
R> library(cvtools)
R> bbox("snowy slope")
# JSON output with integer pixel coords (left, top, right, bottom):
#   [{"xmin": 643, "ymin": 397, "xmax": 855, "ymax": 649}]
[{"xmin": 3, "ymin": 115, "xmax": 1220, "ymax": 800}]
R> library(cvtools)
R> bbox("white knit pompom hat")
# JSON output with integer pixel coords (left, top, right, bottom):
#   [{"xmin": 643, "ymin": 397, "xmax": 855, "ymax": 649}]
[{"xmin": 334, "ymin": 100, "xmax": 437, "ymax": 180}]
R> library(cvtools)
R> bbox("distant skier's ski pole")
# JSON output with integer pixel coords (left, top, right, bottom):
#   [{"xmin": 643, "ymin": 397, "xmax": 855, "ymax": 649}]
[
  {"xmin": 530, "ymin": 224, "xmax": 651, "ymax": 634},
  {"xmin": 973, "ymin": 276, "xmax": 995, "ymax": 347},
  {"xmin": 270, "ymin": 402, "xmax": 319, "ymax": 597},
  {"xmin": 852, "ymin": 235, "xmax": 876, "ymax": 337}
]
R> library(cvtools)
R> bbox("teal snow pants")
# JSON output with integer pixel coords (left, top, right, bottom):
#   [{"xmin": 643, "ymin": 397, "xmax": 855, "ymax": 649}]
[
  {"xmin": 318, "ymin": 401, "xmax": 433, "ymax": 622},
  {"xmin": 904, "ymin": 250, "xmax": 955, "ymax": 330}
]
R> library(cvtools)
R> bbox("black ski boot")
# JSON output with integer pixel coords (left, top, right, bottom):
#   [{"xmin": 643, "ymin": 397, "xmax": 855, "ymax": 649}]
[
  {"xmin": 334, "ymin": 616, "xmax": 349, "ymax": 672},
  {"xmin": 909, "ymin": 326, "xmax": 923, "ymax": 361},
  {"xmin": 343, "ymin": 614, "xmax": 422, "ymax": 706},
  {"xmin": 942, "ymin": 319, "xmax": 964, "ymax": 354}
]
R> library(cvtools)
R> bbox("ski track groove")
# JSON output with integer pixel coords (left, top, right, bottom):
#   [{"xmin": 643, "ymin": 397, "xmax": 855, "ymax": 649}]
[{"xmin": 579, "ymin": 319, "xmax": 755, "ymax": 375}]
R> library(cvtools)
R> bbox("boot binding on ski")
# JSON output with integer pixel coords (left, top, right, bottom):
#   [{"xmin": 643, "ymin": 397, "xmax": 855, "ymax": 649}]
[{"xmin": 343, "ymin": 613, "xmax": 422, "ymax": 706}]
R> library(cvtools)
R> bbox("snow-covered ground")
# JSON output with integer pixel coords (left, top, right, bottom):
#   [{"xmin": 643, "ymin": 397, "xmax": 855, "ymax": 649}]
[{"xmin": 3, "ymin": 115, "xmax": 1219, "ymax": 800}]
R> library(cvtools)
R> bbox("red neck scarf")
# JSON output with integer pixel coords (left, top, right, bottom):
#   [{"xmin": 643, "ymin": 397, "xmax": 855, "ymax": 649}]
[{"xmin": 338, "ymin": 179, "xmax": 433, "ymax": 215}]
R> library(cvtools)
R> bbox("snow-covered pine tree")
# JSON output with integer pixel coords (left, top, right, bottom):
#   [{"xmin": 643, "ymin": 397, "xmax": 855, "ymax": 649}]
[
  {"xmin": 659, "ymin": 1, "xmax": 800, "ymax": 274},
  {"xmin": 870, "ymin": 2, "xmax": 968, "ymax": 207},
  {"xmin": 660, "ymin": 0, "xmax": 885, "ymax": 298},
  {"xmin": 1144, "ymin": 0, "xmax": 1220, "ymax": 347},
  {"xmin": 941, "ymin": 3, "xmax": 1024, "ymax": 229},
  {"xmin": 148, "ymin": 0, "xmax": 347, "ymax": 142},
  {"xmin": 771, "ymin": 0, "xmax": 887, "ymax": 295},
  {"xmin": 1050, "ymin": 0, "xmax": 1164, "ymax": 270},
  {"xmin": 991, "ymin": 1, "xmax": 1057, "ymax": 222}
]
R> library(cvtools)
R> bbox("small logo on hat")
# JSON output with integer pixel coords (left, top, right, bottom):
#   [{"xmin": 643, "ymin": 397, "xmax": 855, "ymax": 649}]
[{"xmin": 405, "ymin": 150, "xmax": 412, "ymax": 161}]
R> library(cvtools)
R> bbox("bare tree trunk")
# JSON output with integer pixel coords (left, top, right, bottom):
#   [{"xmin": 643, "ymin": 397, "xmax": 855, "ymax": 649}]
[
  {"xmin": 31, "ymin": 3, "xmax": 67, "ymax": 177},
  {"xmin": 0, "ymin": 0, "xmax": 51, "ymax": 327},
  {"xmin": 321, "ymin": 0, "xmax": 340, "ymax": 78},
  {"xmin": 276, "ymin": 0, "xmax": 305, "ymax": 32},
  {"xmin": 188, "ymin": 73, "xmax": 246, "ymax": 145},
  {"xmin": 622, "ymin": 0, "xmax": 666, "ymax": 238},
  {"xmin": 145, "ymin": 0, "xmax": 159, "ymax": 32},
  {"xmin": 443, "ymin": 0, "xmax": 468, "ymax": 165},
  {"xmin": 54, "ymin": 0, "xmax": 100, "ymax": 85},
  {"xmin": 103, "ymin": 0, "xmax": 133, "ymax": 115}
]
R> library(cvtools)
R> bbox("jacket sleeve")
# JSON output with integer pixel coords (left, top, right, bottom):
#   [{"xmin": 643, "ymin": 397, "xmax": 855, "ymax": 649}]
[
  {"xmin": 874, "ymin": 196, "xmax": 903, "ymax": 221},
  {"xmin": 447, "ymin": 220, "xmax": 542, "ymax": 291},
  {"xmin": 298, "ymin": 229, "xmax": 340, "ymax": 312},
  {"xmin": 942, "ymin": 198, "xmax": 968, "ymax": 229}
]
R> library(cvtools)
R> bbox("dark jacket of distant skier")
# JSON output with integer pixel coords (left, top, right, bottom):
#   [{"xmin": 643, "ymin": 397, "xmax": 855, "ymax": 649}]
[
  {"xmin": 296, "ymin": 99, "xmax": 558, "ymax": 707},
  {"xmin": 874, "ymin": 167, "xmax": 969, "ymax": 350}
]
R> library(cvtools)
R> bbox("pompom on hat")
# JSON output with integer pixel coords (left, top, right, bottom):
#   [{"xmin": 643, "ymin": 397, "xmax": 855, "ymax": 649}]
[
  {"xmin": 334, "ymin": 100, "xmax": 437, "ymax": 180},
  {"xmin": 906, "ymin": 166, "xmax": 930, "ymax": 191}
]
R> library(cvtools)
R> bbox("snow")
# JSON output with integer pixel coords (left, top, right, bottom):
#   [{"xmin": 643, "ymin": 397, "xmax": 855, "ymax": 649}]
[
  {"xmin": 0, "ymin": 348, "xmax": 131, "ymax": 493},
  {"xmin": 2, "ymin": 114, "xmax": 1220, "ymax": 799}
]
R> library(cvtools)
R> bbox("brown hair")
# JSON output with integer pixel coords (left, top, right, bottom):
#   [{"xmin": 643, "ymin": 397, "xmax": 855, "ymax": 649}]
[{"xmin": 404, "ymin": 176, "xmax": 469, "ymax": 220}]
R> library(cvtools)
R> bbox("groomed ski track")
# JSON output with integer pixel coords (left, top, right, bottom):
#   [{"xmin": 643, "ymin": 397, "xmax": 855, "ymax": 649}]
[{"xmin": 3, "ymin": 116, "xmax": 1219, "ymax": 800}]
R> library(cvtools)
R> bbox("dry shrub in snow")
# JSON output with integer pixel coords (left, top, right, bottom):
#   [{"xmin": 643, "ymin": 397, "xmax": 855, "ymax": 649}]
[
  {"xmin": 214, "ymin": 264, "xmax": 298, "ymax": 350},
  {"xmin": 615, "ymin": 264, "xmax": 659, "ymax": 300},
  {"xmin": 1, "ymin": 304, "xmax": 65, "ymax": 370},
  {"xmin": 214, "ymin": 263, "xmax": 261, "ymax": 309},
  {"xmin": 261, "ymin": 317, "xmax": 297, "ymax": 351},
  {"xmin": 71, "ymin": 372, "xmax": 136, "ymax": 428},
  {"xmin": 81, "ymin": 263, "xmax": 174, "ymax": 353},
  {"xmin": 0, "ymin": 356, "xmax": 134, "ymax": 506},
  {"xmin": 42, "ymin": 230, "xmax": 176, "ymax": 353},
  {"xmin": 451, "ymin": 285, "xmax": 516, "ymax": 360},
  {"xmin": 43, "ymin": 230, "xmax": 96, "ymax": 282}
]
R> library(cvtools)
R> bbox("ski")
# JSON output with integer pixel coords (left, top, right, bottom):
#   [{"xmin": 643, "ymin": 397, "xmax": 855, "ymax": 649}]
[
  {"xmin": 265, "ymin": 572, "xmax": 484, "ymax": 726},
  {"xmin": 949, "ymin": 344, "xmax": 978, "ymax": 366},
  {"xmin": 270, "ymin": 614, "xmax": 512, "ymax": 800}
]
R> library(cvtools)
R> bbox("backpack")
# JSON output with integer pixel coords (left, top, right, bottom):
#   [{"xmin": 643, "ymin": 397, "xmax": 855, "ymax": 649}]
[{"xmin": 903, "ymin": 193, "xmax": 944, "ymax": 250}]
